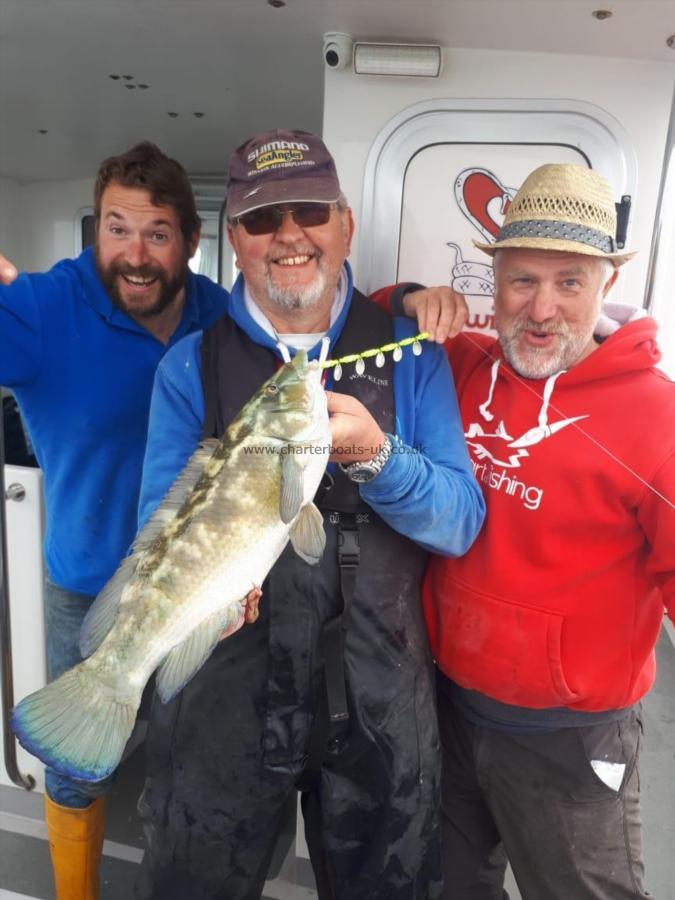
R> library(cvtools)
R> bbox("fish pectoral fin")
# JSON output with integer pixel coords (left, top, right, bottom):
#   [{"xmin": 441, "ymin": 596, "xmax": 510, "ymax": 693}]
[
  {"xmin": 279, "ymin": 449, "xmax": 305, "ymax": 524},
  {"xmin": 155, "ymin": 607, "xmax": 240, "ymax": 703},
  {"xmin": 289, "ymin": 502, "xmax": 326, "ymax": 565}
]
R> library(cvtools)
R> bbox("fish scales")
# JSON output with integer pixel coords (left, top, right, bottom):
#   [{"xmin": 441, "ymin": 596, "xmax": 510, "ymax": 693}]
[{"xmin": 12, "ymin": 351, "xmax": 330, "ymax": 782}]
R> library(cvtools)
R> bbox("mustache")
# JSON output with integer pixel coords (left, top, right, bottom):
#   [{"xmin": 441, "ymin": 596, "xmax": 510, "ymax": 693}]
[
  {"xmin": 512, "ymin": 317, "xmax": 569, "ymax": 337},
  {"xmin": 267, "ymin": 245, "xmax": 320, "ymax": 263},
  {"xmin": 112, "ymin": 263, "xmax": 164, "ymax": 281}
]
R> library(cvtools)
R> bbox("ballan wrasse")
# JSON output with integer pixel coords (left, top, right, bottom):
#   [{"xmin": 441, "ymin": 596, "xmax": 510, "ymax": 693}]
[{"xmin": 12, "ymin": 350, "xmax": 330, "ymax": 782}]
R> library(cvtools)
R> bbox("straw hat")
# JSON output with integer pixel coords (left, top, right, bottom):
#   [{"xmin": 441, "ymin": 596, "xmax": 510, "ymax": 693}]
[{"xmin": 474, "ymin": 163, "xmax": 636, "ymax": 266}]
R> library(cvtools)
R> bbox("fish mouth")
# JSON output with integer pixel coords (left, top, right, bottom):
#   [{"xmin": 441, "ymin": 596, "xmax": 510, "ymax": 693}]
[
  {"xmin": 291, "ymin": 349, "xmax": 310, "ymax": 371},
  {"xmin": 291, "ymin": 353, "xmax": 327, "ymax": 416}
]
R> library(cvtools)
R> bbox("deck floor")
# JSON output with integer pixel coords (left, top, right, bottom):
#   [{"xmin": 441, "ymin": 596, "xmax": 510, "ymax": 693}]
[{"xmin": 2, "ymin": 627, "xmax": 674, "ymax": 900}]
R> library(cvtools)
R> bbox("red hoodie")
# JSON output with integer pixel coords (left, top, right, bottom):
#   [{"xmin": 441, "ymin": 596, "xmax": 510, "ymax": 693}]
[
  {"xmin": 371, "ymin": 285, "xmax": 675, "ymax": 711},
  {"xmin": 428, "ymin": 319, "xmax": 675, "ymax": 711}
]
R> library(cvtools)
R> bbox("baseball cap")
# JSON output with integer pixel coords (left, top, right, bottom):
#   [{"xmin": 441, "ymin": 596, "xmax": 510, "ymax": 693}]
[{"xmin": 226, "ymin": 129, "xmax": 341, "ymax": 218}]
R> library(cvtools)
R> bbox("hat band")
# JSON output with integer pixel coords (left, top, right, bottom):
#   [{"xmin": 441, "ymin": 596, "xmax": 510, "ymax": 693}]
[{"xmin": 497, "ymin": 219, "xmax": 616, "ymax": 253}]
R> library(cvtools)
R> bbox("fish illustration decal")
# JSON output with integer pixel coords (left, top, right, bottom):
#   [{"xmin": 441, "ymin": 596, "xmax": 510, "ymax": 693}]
[{"xmin": 12, "ymin": 350, "xmax": 331, "ymax": 782}]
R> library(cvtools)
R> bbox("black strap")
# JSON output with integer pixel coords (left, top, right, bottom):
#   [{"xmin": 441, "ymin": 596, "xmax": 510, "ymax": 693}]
[
  {"xmin": 300, "ymin": 788, "xmax": 339, "ymax": 899},
  {"xmin": 297, "ymin": 515, "xmax": 359, "ymax": 790},
  {"xmin": 325, "ymin": 516, "xmax": 359, "ymax": 725},
  {"xmin": 319, "ymin": 615, "xmax": 348, "ymax": 726}
]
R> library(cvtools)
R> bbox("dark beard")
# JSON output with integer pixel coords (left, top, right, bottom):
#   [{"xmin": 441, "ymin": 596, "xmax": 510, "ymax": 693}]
[{"xmin": 94, "ymin": 247, "xmax": 187, "ymax": 320}]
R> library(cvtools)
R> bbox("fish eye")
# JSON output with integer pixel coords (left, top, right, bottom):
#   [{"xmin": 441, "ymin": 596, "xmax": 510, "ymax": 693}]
[{"xmin": 265, "ymin": 384, "xmax": 279, "ymax": 396}]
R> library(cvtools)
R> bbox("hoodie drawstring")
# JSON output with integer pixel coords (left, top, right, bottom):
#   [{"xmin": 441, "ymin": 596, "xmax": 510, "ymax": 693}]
[{"xmin": 479, "ymin": 360, "xmax": 500, "ymax": 422}]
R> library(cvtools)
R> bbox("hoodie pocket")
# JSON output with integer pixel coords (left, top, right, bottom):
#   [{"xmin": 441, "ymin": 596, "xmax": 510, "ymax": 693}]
[{"xmin": 432, "ymin": 579, "xmax": 580, "ymax": 707}]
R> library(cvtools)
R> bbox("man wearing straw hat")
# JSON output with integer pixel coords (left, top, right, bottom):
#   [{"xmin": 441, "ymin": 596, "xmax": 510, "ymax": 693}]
[{"xmin": 380, "ymin": 163, "xmax": 674, "ymax": 899}]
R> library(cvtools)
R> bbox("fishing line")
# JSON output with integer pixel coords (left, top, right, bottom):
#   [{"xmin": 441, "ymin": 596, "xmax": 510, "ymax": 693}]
[{"xmin": 458, "ymin": 330, "xmax": 675, "ymax": 513}]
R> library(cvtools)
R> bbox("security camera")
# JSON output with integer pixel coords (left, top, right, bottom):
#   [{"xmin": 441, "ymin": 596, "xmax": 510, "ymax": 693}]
[{"xmin": 323, "ymin": 32, "xmax": 353, "ymax": 70}]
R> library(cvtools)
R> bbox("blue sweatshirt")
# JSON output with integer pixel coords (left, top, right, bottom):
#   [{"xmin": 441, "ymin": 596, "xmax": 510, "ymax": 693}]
[
  {"xmin": 139, "ymin": 266, "xmax": 485, "ymax": 557},
  {"xmin": 0, "ymin": 247, "xmax": 229, "ymax": 595}
]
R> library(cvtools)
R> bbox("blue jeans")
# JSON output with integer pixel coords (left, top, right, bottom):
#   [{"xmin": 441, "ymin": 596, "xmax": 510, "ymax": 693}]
[{"xmin": 43, "ymin": 578, "xmax": 113, "ymax": 808}]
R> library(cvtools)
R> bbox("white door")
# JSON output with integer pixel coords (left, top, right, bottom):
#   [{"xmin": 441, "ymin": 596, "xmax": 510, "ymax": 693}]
[{"xmin": 1, "ymin": 464, "xmax": 47, "ymax": 792}]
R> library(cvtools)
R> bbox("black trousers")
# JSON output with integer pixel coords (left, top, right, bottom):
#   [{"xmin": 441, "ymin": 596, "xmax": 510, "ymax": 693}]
[
  {"xmin": 135, "ymin": 540, "xmax": 442, "ymax": 900},
  {"xmin": 438, "ymin": 690, "xmax": 652, "ymax": 900}
]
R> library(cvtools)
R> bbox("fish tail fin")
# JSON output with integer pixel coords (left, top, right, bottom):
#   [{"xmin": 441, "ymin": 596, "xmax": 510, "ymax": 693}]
[{"xmin": 11, "ymin": 665, "xmax": 138, "ymax": 783}]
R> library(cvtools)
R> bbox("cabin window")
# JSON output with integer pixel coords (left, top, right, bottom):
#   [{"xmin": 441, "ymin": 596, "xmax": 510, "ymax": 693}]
[
  {"xmin": 80, "ymin": 214, "xmax": 96, "ymax": 251},
  {"xmin": 188, "ymin": 211, "xmax": 219, "ymax": 283}
]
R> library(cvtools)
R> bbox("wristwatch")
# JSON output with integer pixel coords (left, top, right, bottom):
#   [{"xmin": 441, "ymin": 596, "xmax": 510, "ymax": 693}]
[{"xmin": 340, "ymin": 436, "xmax": 393, "ymax": 483}]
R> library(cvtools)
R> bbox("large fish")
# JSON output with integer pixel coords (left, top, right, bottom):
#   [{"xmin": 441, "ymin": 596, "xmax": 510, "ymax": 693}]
[{"xmin": 12, "ymin": 350, "xmax": 330, "ymax": 782}]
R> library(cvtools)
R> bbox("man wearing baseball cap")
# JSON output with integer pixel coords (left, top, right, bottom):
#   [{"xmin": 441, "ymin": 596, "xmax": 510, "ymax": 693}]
[
  {"xmin": 133, "ymin": 129, "xmax": 485, "ymax": 899},
  {"xmin": 379, "ymin": 163, "xmax": 674, "ymax": 898}
]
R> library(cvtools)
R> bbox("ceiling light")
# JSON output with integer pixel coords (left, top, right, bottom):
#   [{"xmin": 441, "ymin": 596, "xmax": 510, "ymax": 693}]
[{"xmin": 353, "ymin": 42, "xmax": 442, "ymax": 77}]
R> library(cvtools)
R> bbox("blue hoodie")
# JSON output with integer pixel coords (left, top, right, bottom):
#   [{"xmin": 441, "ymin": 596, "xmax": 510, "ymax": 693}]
[
  {"xmin": 139, "ymin": 265, "xmax": 485, "ymax": 556},
  {"xmin": 0, "ymin": 247, "xmax": 229, "ymax": 595}
]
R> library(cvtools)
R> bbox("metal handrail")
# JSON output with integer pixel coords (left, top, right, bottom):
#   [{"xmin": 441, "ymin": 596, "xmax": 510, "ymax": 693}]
[
  {"xmin": 644, "ymin": 82, "xmax": 675, "ymax": 314},
  {"xmin": 0, "ymin": 410, "xmax": 35, "ymax": 789}
]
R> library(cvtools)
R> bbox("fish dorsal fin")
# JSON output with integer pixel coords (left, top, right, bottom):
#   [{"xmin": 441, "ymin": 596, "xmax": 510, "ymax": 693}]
[
  {"xmin": 132, "ymin": 439, "xmax": 220, "ymax": 553},
  {"xmin": 155, "ymin": 605, "xmax": 241, "ymax": 703},
  {"xmin": 289, "ymin": 502, "xmax": 326, "ymax": 565},
  {"xmin": 279, "ymin": 449, "xmax": 305, "ymax": 524},
  {"xmin": 79, "ymin": 440, "xmax": 220, "ymax": 658}
]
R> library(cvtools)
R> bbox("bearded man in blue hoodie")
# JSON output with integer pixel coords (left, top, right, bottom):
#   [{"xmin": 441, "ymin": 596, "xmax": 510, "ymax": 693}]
[{"xmin": 0, "ymin": 142, "xmax": 231, "ymax": 898}]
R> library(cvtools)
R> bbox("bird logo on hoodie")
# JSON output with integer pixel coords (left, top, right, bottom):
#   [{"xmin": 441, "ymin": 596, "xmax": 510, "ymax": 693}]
[{"xmin": 465, "ymin": 362, "xmax": 588, "ymax": 469}]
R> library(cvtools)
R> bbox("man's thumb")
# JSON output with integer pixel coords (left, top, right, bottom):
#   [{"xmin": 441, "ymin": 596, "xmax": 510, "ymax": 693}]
[{"xmin": 0, "ymin": 259, "xmax": 19, "ymax": 284}]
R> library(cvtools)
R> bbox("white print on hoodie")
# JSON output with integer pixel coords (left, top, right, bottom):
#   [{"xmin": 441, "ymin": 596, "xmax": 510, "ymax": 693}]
[{"xmin": 464, "ymin": 303, "xmax": 648, "ymax": 511}]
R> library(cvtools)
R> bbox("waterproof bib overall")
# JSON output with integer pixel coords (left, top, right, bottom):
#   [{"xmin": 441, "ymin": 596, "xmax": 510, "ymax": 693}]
[{"xmin": 136, "ymin": 294, "xmax": 442, "ymax": 900}]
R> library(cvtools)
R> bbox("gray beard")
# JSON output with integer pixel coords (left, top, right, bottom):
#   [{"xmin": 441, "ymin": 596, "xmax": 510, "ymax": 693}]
[
  {"xmin": 498, "ymin": 322, "xmax": 591, "ymax": 379},
  {"xmin": 264, "ymin": 269, "xmax": 329, "ymax": 311}
]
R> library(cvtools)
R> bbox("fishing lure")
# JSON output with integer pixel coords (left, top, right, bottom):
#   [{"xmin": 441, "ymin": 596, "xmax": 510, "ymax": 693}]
[{"xmin": 319, "ymin": 332, "xmax": 430, "ymax": 381}]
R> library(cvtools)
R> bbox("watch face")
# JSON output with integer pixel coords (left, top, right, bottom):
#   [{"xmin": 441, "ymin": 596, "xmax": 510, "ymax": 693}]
[{"xmin": 345, "ymin": 464, "xmax": 377, "ymax": 483}]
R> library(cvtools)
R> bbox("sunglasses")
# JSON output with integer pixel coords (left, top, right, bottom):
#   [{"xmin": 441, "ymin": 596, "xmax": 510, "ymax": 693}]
[{"xmin": 230, "ymin": 203, "xmax": 338, "ymax": 236}]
